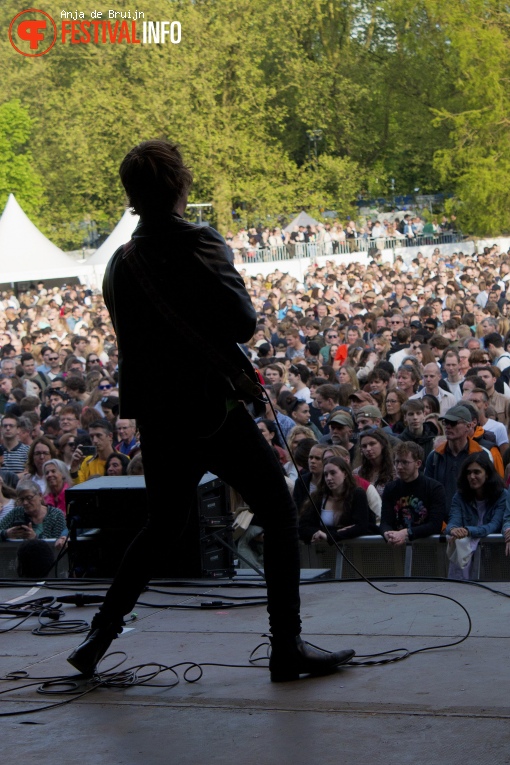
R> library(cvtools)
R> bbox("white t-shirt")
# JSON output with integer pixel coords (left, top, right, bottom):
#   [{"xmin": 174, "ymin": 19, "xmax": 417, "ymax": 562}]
[{"xmin": 482, "ymin": 418, "xmax": 509, "ymax": 447}]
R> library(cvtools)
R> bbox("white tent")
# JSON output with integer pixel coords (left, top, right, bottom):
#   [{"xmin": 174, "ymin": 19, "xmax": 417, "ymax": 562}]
[
  {"xmin": 283, "ymin": 211, "xmax": 320, "ymax": 232},
  {"xmin": 87, "ymin": 209, "xmax": 139, "ymax": 266},
  {"xmin": 0, "ymin": 194, "xmax": 90, "ymax": 283}
]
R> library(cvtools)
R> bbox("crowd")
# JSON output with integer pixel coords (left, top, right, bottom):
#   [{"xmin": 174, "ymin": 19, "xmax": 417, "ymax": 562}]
[
  {"xmin": 226, "ymin": 212, "xmax": 460, "ymax": 261},
  {"xmin": 0, "ymin": 240, "xmax": 510, "ymax": 578}
]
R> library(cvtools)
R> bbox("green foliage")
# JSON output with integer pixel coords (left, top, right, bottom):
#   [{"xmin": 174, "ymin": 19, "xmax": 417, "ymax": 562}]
[
  {"xmin": 0, "ymin": 0, "xmax": 509, "ymax": 243},
  {"xmin": 0, "ymin": 99, "xmax": 44, "ymax": 215}
]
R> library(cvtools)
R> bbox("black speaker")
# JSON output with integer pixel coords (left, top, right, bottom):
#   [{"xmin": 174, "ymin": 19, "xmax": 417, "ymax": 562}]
[{"xmin": 66, "ymin": 474, "xmax": 235, "ymax": 578}]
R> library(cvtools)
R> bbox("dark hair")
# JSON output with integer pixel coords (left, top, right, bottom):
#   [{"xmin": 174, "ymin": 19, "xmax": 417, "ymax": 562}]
[
  {"xmin": 17, "ymin": 539, "xmax": 55, "ymax": 578},
  {"xmin": 421, "ymin": 394, "xmax": 440, "ymax": 414},
  {"xmin": 357, "ymin": 428, "xmax": 395, "ymax": 487},
  {"xmin": 105, "ymin": 451, "xmax": 130, "ymax": 476},
  {"xmin": 457, "ymin": 453, "xmax": 504, "ymax": 505},
  {"xmin": 305, "ymin": 456, "xmax": 357, "ymax": 525},
  {"xmin": 88, "ymin": 419, "xmax": 113, "ymax": 435},
  {"xmin": 257, "ymin": 418, "xmax": 284, "ymax": 449},
  {"xmin": 293, "ymin": 438, "xmax": 317, "ymax": 470},
  {"xmin": 289, "ymin": 364, "xmax": 311, "ymax": 385},
  {"xmin": 120, "ymin": 140, "xmax": 193, "ymax": 220},
  {"xmin": 26, "ymin": 436, "xmax": 58, "ymax": 475}
]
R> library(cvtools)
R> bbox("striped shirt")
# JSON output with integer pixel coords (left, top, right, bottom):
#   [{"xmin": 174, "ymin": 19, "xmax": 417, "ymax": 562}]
[{"xmin": 3, "ymin": 442, "xmax": 29, "ymax": 474}]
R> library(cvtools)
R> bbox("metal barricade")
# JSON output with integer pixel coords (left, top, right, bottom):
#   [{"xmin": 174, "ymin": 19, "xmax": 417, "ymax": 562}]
[{"xmin": 299, "ymin": 535, "xmax": 507, "ymax": 581}]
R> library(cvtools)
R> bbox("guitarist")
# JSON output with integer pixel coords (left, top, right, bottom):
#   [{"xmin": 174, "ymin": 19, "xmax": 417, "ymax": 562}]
[{"xmin": 68, "ymin": 140, "xmax": 354, "ymax": 681}]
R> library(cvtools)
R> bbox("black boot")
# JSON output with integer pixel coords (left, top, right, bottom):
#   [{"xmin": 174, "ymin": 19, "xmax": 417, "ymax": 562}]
[
  {"xmin": 67, "ymin": 624, "xmax": 121, "ymax": 677},
  {"xmin": 269, "ymin": 636, "xmax": 355, "ymax": 682}
]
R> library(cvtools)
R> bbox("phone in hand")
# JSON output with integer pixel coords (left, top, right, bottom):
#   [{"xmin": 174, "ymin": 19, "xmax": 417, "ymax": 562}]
[{"xmin": 80, "ymin": 446, "xmax": 97, "ymax": 458}]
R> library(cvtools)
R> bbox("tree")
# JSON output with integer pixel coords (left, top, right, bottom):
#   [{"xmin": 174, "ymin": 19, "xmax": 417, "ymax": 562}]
[{"xmin": 0, "ymin": 99, "xmax": 44, "ymax": 215}]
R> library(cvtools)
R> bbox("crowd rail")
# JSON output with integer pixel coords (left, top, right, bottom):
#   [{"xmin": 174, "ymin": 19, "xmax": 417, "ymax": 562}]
[
  {"xmin": 299, "ymin": 534, "xmax": 510, "ymax": 581},
  {"xmin": 237, "ymin": 232, "xmax": 464, "ymax": 263}
]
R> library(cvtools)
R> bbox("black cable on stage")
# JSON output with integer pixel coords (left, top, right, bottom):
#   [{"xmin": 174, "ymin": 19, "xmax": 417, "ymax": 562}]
[{"xmin": 0, "ymin": 652, "xmax": 266, "ymax": 718}]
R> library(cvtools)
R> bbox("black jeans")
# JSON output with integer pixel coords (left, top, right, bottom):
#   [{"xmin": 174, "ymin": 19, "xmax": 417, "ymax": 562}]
[{"xmin": 94, "ymin": 405, "xmax": 301, "ymax": 637}]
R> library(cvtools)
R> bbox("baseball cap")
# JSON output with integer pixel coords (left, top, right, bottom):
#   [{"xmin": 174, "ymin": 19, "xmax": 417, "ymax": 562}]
[
  {"xmin": 348, "ymin": 391, "xmax": 377, "ymax": 406},
  {"xmin": 439, "ymin": 405, "xmax": 472, "ymax": 424},
  {"xmin": 328, "ymin": 412, "xmax": 354, "ymax": 429},
  {"xmin": 356, "ymin": 405, "xmax": 382, "ymax": 419}
]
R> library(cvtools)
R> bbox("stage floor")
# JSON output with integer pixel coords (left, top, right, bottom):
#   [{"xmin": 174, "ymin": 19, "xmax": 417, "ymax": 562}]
[{"xmin": 1, "ymin": 575, "xmax": 510, "ymax": 765}]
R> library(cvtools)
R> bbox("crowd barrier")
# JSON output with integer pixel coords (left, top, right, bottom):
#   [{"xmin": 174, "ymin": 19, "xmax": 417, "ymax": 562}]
[
  {"xmin": 0, "ymin": 540, "xmax": 69, "ymax": 579},
  {"xmin": 299, "ymin": 535, "xmax": 510, "ymax": 581},
  {"xmin": 2, "ymin": 535, "xmax": 507, "ymax": 582},
  {"xmin": 238, "ymin": 233, "xmax": 464, "ymax": 264}
]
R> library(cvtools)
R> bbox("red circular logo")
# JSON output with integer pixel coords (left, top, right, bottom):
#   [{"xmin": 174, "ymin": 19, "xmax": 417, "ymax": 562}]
[{"xmin": 9, "ymin": 8, "xmax": 57, "ymax": 57}]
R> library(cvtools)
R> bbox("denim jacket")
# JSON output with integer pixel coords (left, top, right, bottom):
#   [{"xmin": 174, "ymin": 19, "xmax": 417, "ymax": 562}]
[{"xmin": 445, "ymin": 489, "xmax": 507, "ymax": 538}]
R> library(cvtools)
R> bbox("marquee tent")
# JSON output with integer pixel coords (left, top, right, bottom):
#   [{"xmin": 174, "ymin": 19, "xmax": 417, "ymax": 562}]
[
  {"xmin": 283, "ymin": 211, "xmax": 320, "ymax": 232},
  {"xmin": 0, "ymin": 194, "xmax": 90, "ymax": 284},
  {"xmin": 87, "ymin": 209, "xmax": 139, "ymax": 266}
]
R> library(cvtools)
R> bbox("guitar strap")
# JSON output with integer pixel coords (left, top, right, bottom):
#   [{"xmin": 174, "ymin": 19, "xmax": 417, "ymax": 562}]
[{"xmin": 121, "ymin": 241, "xmax": 264, "ymax": 406}]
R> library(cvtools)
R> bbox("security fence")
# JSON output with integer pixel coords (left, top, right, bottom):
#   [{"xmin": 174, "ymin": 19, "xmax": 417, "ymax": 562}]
[{"xmin": 239, "ymin": 232, "xmax": 464, "ymax": 263}]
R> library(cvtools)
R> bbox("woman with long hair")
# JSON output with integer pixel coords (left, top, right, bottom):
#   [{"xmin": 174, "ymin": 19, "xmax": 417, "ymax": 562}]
[
  {"xmin": 257, "ymin": 419, "xmax": 288, "ymax": 467},
  {"xmin": 88, "ymin": 333, "xmax": 109, "ymax": 364},
  {"xmin": 292, "ymin": 443, "xmax": 325, "ymax": 515},
  {"xmin": 299, "ymin": 456, "xmax": 373, "ymax": 543},
  {"xmin": 22, "ymin": 437, "xmax": 58, "ymax": 492},
  {"xmin": 446, "ymin": 453, "xmax": 507, "ymax": 579},
  {"xmin": 382, "ymin": 389, "xmax": 407, "ymax": 435},
  {"xmin": 337, "ymin": 365, "xmax": 360, "ymax": 390},
  {"xmin": 353, "ymin": 429, "xmax": 396, "ymax": 497}
]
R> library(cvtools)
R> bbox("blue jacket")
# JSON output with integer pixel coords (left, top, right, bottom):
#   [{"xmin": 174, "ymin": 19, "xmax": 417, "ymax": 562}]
[{"xmin": 445, "ymin": 489, "xmax": 507, "ymax": 537}]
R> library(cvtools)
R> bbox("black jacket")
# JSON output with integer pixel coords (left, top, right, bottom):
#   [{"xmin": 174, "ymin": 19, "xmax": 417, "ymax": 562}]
[
  {"xmin": 380, "ymin": 474, "xmax": 446, "ymax": 539},
  {"xmin": 103, "ymin": 215, "xmax": 257, "ymax": 427},
  {"xmin": 398, "ymin": 421, "xmax": 439, "ymax": 462}
]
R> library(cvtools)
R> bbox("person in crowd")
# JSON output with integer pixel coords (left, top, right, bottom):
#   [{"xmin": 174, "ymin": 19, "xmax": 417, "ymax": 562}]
[
  {"xmin": 127, "ymin": 453, "xmax": 144, "ymax": 475},
  {"xmin": 353, "ymin": 429, "xmax": 396, "ymax": 497},
  {"xmin": 442, "ymin": 350, "xmax": 465, "ymax": 402},
  {"xmin": 320, "ymin": 411, "xmax": 356, "ymax": 456},
  {"xmin": 469, "ymin": 366, "xmax": 510, "ymax": 427},
  {"xmin": 105, "ymin": 452, "xmax": 130, "ymax": 476},
  {"xmin": 425, "ymin": 404, "xmax": 489, "ymax": 506},
  {"xmin": 43, "ymin": 459, "xmax": 72, "ymax": 515},
  {"xmin": 398, "ymin": 400, "xmax": 439, "ymax": 462},
  {"xmin": 57, "ymin": 433, "xmax": 78, "ymax": 469},
  {"xmin": 382, "ymin": 388, "xmax": 407, "ymax": 436},
  {"xmin": 260, "ymin": 386, "xmax": 296, "ymax": 440},
  {"xmin": 396, "ymin": 365, "xmax": 420, "ymax": 399},
  {"xmin": 466, "ymin": 388, "xmax": 509, "ymax": 457},
  {"xmin": 70, "ymin": 420, "xmax": 115, "ymax": 484},
  {"xmin": 0, "ymin": 479, "xmax": 67, "ymax": 549},
  {"xmin": 22, "ymin": 437, "xmax": 58, "ymax": 492},
  {"xmin": 257, "ymin": 418, "xmax": 288, "ymax": 468},
  {"xmin": 380, "ymin": 441, "xmax": 446, "ymax": 545},
  {"xmin": 410, "ymin": 363, "xmax": 456, "ymax": 414},
  {"xmin": 292, "ymin": 443, "xmax": 326, "ymax": 515},
  {"xmin": 446, "ymin": 454, "xmax": 507, "ymax": 579},
  {"xmin": 299, "ymin": 456, "xmax": 375, "ymax": 544},
  {"xmin": 1, "ymin": 415, "xmax": 30, "ymax": 476},
  {"xmin": 59, "ymin": 404, "xmax": 84, "ymax": 439},
  {"xmin": 322, "ymin": 444, "xmax": 382, "ymax": 523},
  {"xmin": 283, "ymin": 397, "xmax": 322, "ymax": 440},
  {"xmin": 0, "ymin": 474, "xmax": 16, "ymax": 520}
]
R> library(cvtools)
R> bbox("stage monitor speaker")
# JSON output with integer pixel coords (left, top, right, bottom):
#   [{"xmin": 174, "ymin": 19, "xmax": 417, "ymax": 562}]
[{"xmin": 66, "ymin": 474, "xmax": 235, "ymax": 578}]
